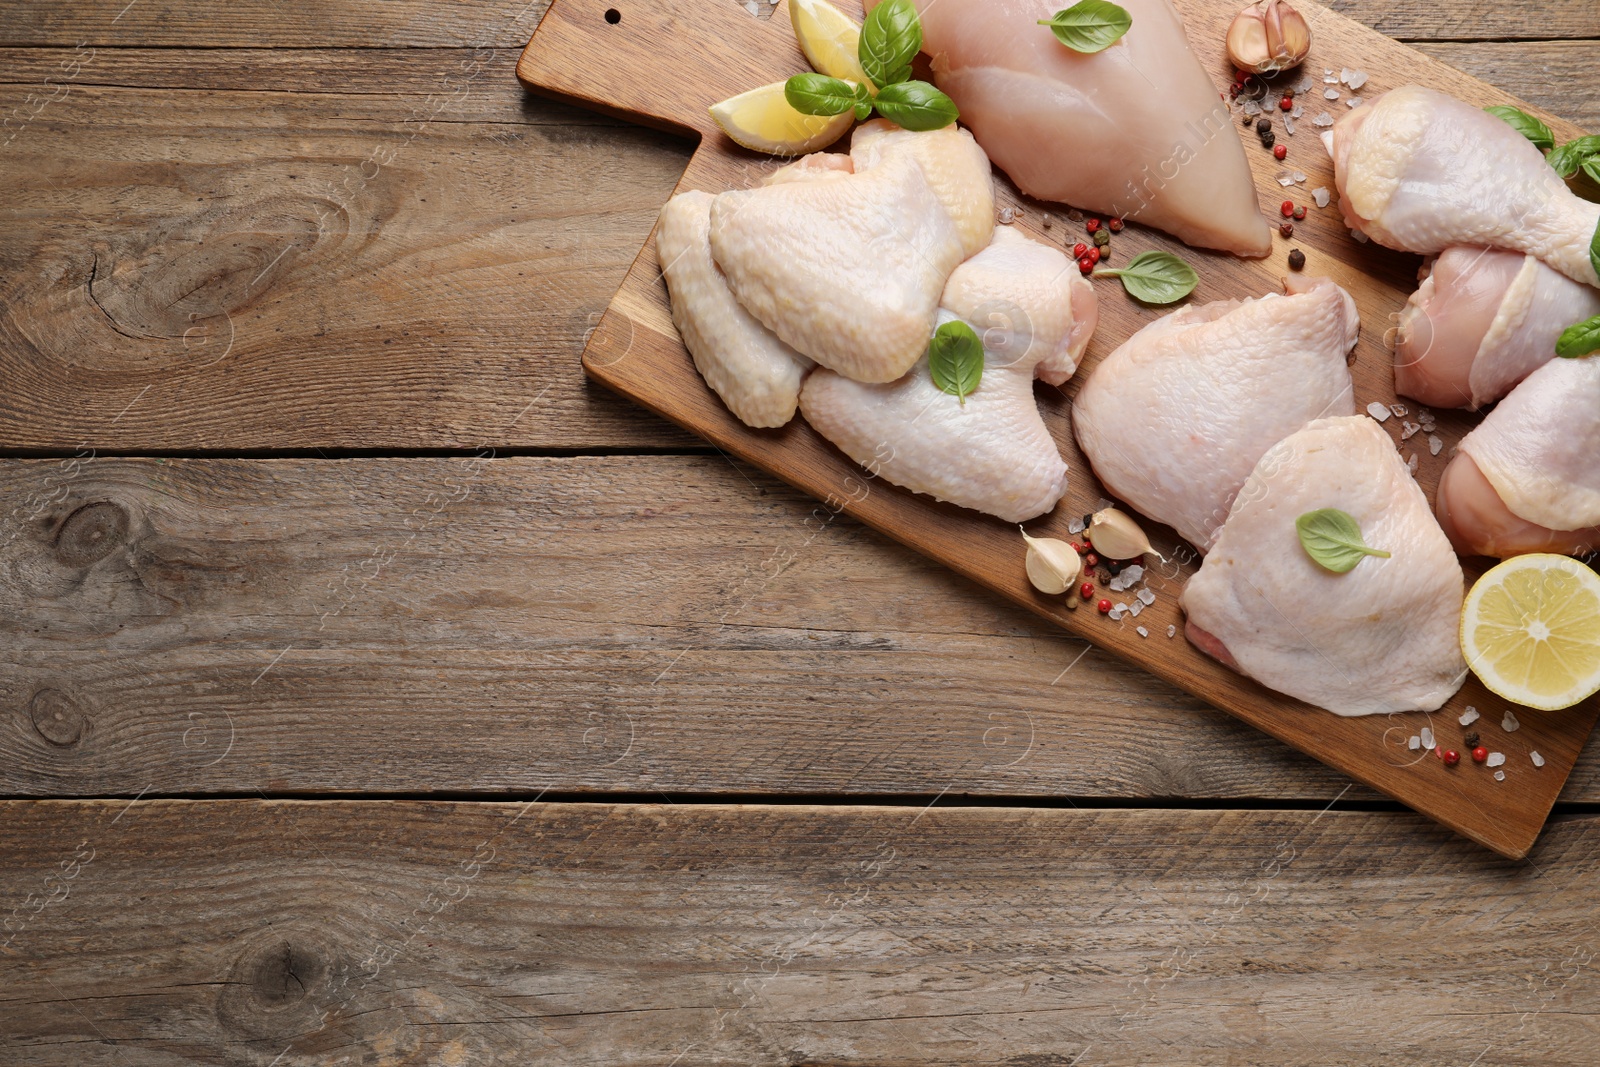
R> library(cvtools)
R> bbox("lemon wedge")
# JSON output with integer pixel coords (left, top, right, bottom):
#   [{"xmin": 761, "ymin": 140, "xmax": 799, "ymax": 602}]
[
  {"xmin": 790, "ymin": 0, "xmax": 870, "ymax": 85},
  {"xmin": 708, "ymin": 81, "xmax": 854, "ymax": 156},
  {"xmin": 1461, "ymin": 553, "xmax": 1600, "ymax": 711}
]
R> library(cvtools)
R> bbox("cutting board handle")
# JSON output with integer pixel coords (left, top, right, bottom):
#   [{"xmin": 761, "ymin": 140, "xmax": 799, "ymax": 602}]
[{"xmin": 517, "ymin": 0, "xmax": 812, "ymax": 138}]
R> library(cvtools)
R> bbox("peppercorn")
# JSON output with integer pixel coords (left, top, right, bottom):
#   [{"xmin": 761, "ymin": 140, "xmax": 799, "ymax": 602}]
[
  {"xmin": 1108, "ymin": 217, "xmax": 1124, "ymax": 233},
  {"xmin": 1097, "ymin": 599, "xmax": 1113, "ymax": 614},
  {"xmin": 1260, "ymin": 131, "xmax": 1276, "ymax": 149},
  {"xmin": 1279, "ymin": 96, "xmax": 1292, "ymax": 112},
  {"xmin": 1093, "ymin": 229, "xmax": 1110, "ymax": 248},
  {"xmin": 1256, "ymin": 117, "xmax": 1272, "ymax": 134},
  {"xmin": 1471, "ymin": 746, "xmax": 1489, "ymax": 763},
  {"xmin": 1087, "ymin": 247, "xmax": 1101, "ymax": 265},
  {"xmin": 1078, "ymin": 255, "xmax": 1094, "ymax": 274},
  {"xmin": 1279, "ymin": 222, "xmax": 1294, "ymax": 237},
  {"xmin": 1082, "ymin": 514, "xmax": 1094, "ymax": 529},
  {"xmin": 1084, "ymin": 553, "xmax": 1100, "ymax": 569},
  {"xmin": 1273, "ymin": 144, "xmax": 1287, "ymax": 161},
  {"xmin": 1464, "ymin": 731, "xmax": 1480, "ymax": 748},
  {"xmin": 1293, "ymin": 205, "xmax": 1307, "ymax": 220},
  {"xmin": 1280, "ymin": 200, "xmax": 1295, "ymax": 217},
  {"xmin": 1079, "ymin": 581, "xmax": 1096, "ymax": 600},
  {"xmin": 1442, "ymin": 749, "xmax": 1461, "ymax": 766},
  {"xmin": 1074, "ymin": 242, "xmax": 1088, "ymax": 258},
  {"xmin": 1097, "ymin": 245, "xmax": 1109, "ymax": 262},
  {"xmin": 1086, "ymin": 218, "xmax": 1101, "ymax": 234},
  {"xmin": 1069, "ymin": 541, "xmax": 1084, "ymax": 555},
  {"xmin": 1287, "ymin": 249, "xmax": 1306, "ymax": 271},
  {"xmin": 1104, "ymin": 559, "xmax": 1123, "ymax": 576}
]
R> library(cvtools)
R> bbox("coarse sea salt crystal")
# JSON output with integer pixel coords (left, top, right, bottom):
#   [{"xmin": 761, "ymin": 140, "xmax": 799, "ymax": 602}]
[
  {"xmin": 1129, "ymin": 601, "xmax": 1144, "ymax": 618},
  {"xmin": 1502, "ymin": 710, "xmax": 1520, "ymax": 732},
  {"xmin": 1284, "ymin": 115, "xmax": 1296, "ymax": 135},
  {"xmin": 1068, "ymin": 516, "xmax": 1085, "ymax": 534},
  {"xmin": 1532, "ymin": 751, "xmax": 1545, "ymax": 768},
  {"xmin": 1277, "ymin": 173, "xmax": 1297, "ymax": 187},
  {"xmin": 1390, "ymin": 403, "xmax": 1407, "ymax": 418},
  {"xmin": 1351, "ymin": 228, "xmax": 1370, "ymax": 244},
  {"xmin": 1292, "ymin": 171, "xmax": 1307, "ymax": 183},
  {"xmin": 1459, "ymin": 706, "xmax": 1479, "ymax": 726},
  {"xmin": 1494, "ymin": 770, "xmax": 1506, "ymax": 781},
  {"xmin": 1166, "ymin": 624, "xmax": 1177, "ymax": 638},
  {"xmin": 1137, "ymin": 588, "xmax": 1156, "ymax": 606},
  {"xmin": 1367, "ymin": 401, "xmax": 1392, "ymax": 422},
  {"xmin": 998, "ymin": 206, "xmax": 1016, "ymax": 224},
  {"xmin": 1313, "ymin": 187, "xmax": 1331, "ymax": 207},
  {"xmin": 1297, "ymin": 75, "xmax": 1316, "ymax": 93},
  {"xmin": 1136, "ymin": 625, "xmax": 1148, "ymax": 637},
  {"xmin": 1408, "ymin": 735, "xmax": 1421, "ymax": 751},
  {"xmin": 1347, "ymin": 97, "xmax": 1365, "ymax": 109},
  {"xmin": 1401, "ymin": 421, "xmax": 1420, "ymax": 440},
  {"xmin": 1324, "ymin": 88, "xmax": 1340, "ymax": 100},
  {"xmin": 1291, "ymin": 104, "xmax": 1304, "ymax": 119},
  {"xmin": 1407, "ymin": 453, "xmax": 1419, "ymax": 476},
  {"xmin": 1487, "ymin": 751, "xmax": 1506, "ymax": 768},
  {"xmin": 1121, "ymin": 564, "xmax": 1144, "ymax": 585},
  {"xmin": 1420, "ymin": 726, "xmax": 1435, "ymax": 749},
  {"xmin": 1428, "ymin": 434, "xmax": 1443, "ymax": 456},
  {"xmin": 1342, "ymin": 68, "xmax": 1368, "ymax": 90},
  {"xmin": 1313, "ymin": 113, "xmax": 1334, "ymax": 128},
  {"xmin": 1243, "ymin": 98, "xmax": 1263, "ymax": 116}
]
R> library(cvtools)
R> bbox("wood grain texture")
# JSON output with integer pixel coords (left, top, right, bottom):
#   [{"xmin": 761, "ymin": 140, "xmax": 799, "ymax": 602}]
[
  {"xmin": 0, "ymin": 49, "xmax": 697, "ymax": 451},
  {"xmin": 1329, "ymin": 0, "xmax": 1600, "ymax": 41},
  {"xmin": 518, "ymin": 0, "xmax": 1600, "ymax": 857},
  {"xmin": 4, "ymin": 799, "xmax": 1600, "ymax": 1066},
  {"xmin": 1416, "ymin": 42, "xmax": 1600, "ymax": 130}
]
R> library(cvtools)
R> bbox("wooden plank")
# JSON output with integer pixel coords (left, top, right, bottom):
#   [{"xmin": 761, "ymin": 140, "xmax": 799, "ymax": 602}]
[
  {"xmin": 0, "ymin": 58, "xmax": 697, "ymax": 451},
  {"xmin": 3, "ymin": 799, "xmax": 1599, "ymax": 1065},
  {"xmin": 517, "ymin": 0, "xmax": 1600, "ymax": 859},
  {"xmin": 1330, "ymin": 0, "xmax": 1600, "ymax": 41},
  {"xmin": 1416, "ymin": 42, "xmax": 1600, "ymax": 131},
  {"xmin": 0, "ymin": 455, "xmax": 1376, "ymax": 802}
]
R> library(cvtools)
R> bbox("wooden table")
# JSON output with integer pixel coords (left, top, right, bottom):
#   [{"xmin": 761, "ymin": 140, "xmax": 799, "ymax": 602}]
[{"xmin": 2, "ymin": 1, "xmax": 1598, "ymax": 1062}]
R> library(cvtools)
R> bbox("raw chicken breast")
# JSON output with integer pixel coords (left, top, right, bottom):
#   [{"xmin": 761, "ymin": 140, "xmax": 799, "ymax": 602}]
[
  {"xmin": 656, "ymin": 191, "xmax": 813, "ymax": 428},
  {"xmin": 1396, "ymin": 246, "xmax": 1600, "ymax": 409},
  {"xmin": 799, "ymin": 227, "xmax": 1095, "ymax": 522},
  {"xmin": 1436, "ymin": 355, "xmax": 1600, "ymax": 558},
  {"xmin": 1073, "ymin": 278, "xmax": 1359, "ymax": 553},
  {"xmin": 709, "ymin": 123, "xmax": 992, "ymax": 383},
  {"xmin": 879, "ymin": 0, "xmax": 1271, "ymax": 256},
  {"xmin": 1331, "ymin": 85, "xmax": 1600, "ymax": 287},
  {"xmin": 1182, "ymin": 416, "xmax": 1468, "ymax": 716}
]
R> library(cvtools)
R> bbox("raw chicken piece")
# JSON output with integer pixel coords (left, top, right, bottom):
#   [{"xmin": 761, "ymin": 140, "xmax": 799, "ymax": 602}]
[
  {"xmin": 1436, "ymin": 355, "xmax": 1600, "ymax": 558},
  {"xmin": 1331, "ymin": 86, "xmax": 1600, "ymax": 287},
  {"xmin": 876, "ymin": 0, "xmax": 1272, "ymax": 256},
  {"xmin": 799, "ymin": 227, "xmax": 1095, "ymax": 522},
  {"xmin": 1182, "ymin": 416, "xmax": 1468, "ymax": 716},
  {"xmin": 1073, "ymin": 278, "xmax": 1359, "ymax": 553},
  {"xmin": 656, "ymin": 190, "xmax": 813, "ymax": 428},
  {"xmin": 1394, "ymin": 247, "xmax": 1600, "ymax": 409},
  {"xmin": 709, "ymin": 123, "xmax": 993, "ymax": 383}
]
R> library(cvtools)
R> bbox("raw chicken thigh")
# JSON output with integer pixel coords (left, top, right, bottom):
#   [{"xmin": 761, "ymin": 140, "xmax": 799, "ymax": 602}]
[
  {"xmin": 1436, "ymin": 355, "xmax": 1600, "ymax": 558},
  {"xmin": 709, "ymin": 121, "xmax": 993, "ymax": 383},
  {"xmin": 800, "ymin": 227, "xmax": 1096, "ymax": 522},
  {"xmin": 879, "ymin": 0, "xmax": 1272, "ymax": 256},
  {"xmin": 656, "ymin": 190, "xmax": 813, "ymax": 428},
  {"xmin": 1073, "ymin": 278, "xmax": 1359, "ymax": 552},
  {"xmin": 1183, "ymin": 416, "xmax": 1468, "ymax": 716},
  {"xmin": 1331, "ymin": 86, "xmax": 1600, "ymax": 287},
  {"xmin": 1395, "ymin": 246, "xmax": 1600, "ymax": 409}
]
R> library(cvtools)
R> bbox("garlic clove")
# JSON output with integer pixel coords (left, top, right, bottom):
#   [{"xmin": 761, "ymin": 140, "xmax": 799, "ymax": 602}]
[
  {"xmin": 1020, "ymin": 530, "xmax": 1082, "ymax": 595},
  {"xmin": 1086, "ymin": 508, "xmax": 1154, "ymax": 561},
  {"xmin": 1226, "ymin": 0, "xmax": 1312, "ymax": 75}
]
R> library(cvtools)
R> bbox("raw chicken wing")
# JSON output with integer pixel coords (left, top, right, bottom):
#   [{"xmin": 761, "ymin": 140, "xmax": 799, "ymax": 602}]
[
  {"xmin": 1331, "ymin": 86, "xmax": 1600, "ymax": 287},
  {"xmin": 1073, "ymin": 278, "xmax": 1359, "ymax": 552},
  {"xmin": 799, "ymin": 227, "xmax": 1095, "ymax": 522},
  {"xmin": 1183, "ymin": 416, "xmax": 1468, "ymax": 716},
  {"xmin": 1436, "ymin": 355, "xmax": 1600, "ymax": 558}
]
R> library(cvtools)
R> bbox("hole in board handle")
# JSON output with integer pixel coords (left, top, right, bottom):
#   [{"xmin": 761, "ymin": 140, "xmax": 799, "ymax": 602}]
[{"xmin": 604, "ymin": 7, "xmax": 621, "ymax": 23}]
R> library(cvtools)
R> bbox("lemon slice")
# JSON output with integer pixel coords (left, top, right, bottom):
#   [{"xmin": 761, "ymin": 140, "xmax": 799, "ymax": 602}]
[
  {"xmin": 790, "ymin": 0, "xmax": 870, "ymax": 85},
  {"xmin": 1461, "ymin": 554, "xmax": 1600, "ymax": 711},
  {"xmin": 708, "ymin": 81, "xmax": 854, "ymax": 156}
]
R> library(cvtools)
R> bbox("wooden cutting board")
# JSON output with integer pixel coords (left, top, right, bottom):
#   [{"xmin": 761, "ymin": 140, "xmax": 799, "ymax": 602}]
[{"xmin": 517, "ymin": 0, "xmax": 1598, "ymax": 858}]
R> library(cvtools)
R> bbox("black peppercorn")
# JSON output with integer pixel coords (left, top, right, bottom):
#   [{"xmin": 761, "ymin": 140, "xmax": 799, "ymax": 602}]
[
  {"xmin": 1464, "ymin": 731, "xmax": 1480, "ymax": 748},
  {"xmin": 1261, "ymin": 131, "xmax": 1277, "ymax": 149},
  {"xmin": 1256, "ymin": 117, "xmax": 1272, "ymax": 134},
  {"xmin": 1288, "ymin": 249, "xmax": 1306, "ymax": 271},
  {"xmin": 1093, "ymin": 229, "xmax": 1110, "ymax": 247}
]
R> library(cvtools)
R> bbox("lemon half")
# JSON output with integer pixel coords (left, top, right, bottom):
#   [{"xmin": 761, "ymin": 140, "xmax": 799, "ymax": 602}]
[
  {"xmin": 1461, "ymin": 554, "xmax": 1600, "ymax": 711},
  {"xmin": 790, "ymin": 0, "xmax": 870, "ymax": 85},
  {"xmin": 708, "ymin": 81, "xmax": 854, "ymax": 156}
]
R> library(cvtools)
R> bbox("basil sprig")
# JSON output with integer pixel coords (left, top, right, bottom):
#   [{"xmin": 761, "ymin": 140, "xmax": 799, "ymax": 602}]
[
  {"xmin": 928, "ymin": 320, "xmax": 984, "ymax": 404},
  {"xmin": 1556, "ymin": 315, "xmax": 1600, "ymax": 358},
  {"xmin": 783, "ymin": 0, "xmax": 958, "ymax": 132},
  {"xmin": 1485, "ymin": 106, "xmax": 1555, "ymax": 153},
  {"xmin": 1039, "ymin": 0, "xmax": 1132, "ymax": 54},
  {"xmin": 1549, "ymin": 135, "xmax": 1600, "ymax": 180},
  {"xmin": 860, "ymin": 0, "xmax": 922, "ymax": 89},
  {"xmin": 785, "ymin": 73, "xmax": 872, "ymax": 121},
  {"xmin": 1093, "ymin": 250, "xmax": 1198, "ymax": 304},
  {"xmin": 1591, "ymin": 214, "xmax": 1600, "ymax": 286},
  {"xmin": 1295, "ymin": 508, "xmax": 1391, "ymax": 574}
]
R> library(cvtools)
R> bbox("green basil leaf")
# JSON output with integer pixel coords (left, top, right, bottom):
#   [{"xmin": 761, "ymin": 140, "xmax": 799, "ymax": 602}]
[
  {"xmin": 852, "ymin": 82, "xmax": 874, "ymax": 121},
  {"xmin": 784, "ymin": 73, "xmax": 859, "ymax": 117},
  {"xmin": 928, "ymin": 320, "xmax": 984, "ymax": 403},
  {"xmin": 1591, "ymin": 213, "xmax": 1600, "ymax": 285},
  {"xmin": 1556, "ymin": 314, "xmax": 1600, "ymax": 359},
  {"xmin": 1484, "ymin": 105, "xmax": 1555, "ymax": 152},
  {"xmin": 859, "ymin": 0, "xmax": 921, "ymax": 89},
  {"xmin": 871, "ymin": 79, "xmax": 959, "ymax": 131},
  {"xmin": 1093, "ymin": 250, "xmax": 1198, "ymax": 304},
  {"xmin": 1548, "ymin": 135, "xmax": 1600, "ymax": 179},
  {"xmin": 1295, "ymin": 508, "xmax": 1392, "ymax": 574},
  {"xmin": 1583, "ymin": 155, "xmax": 1600, "ymax": 186},
  {"xmin": 1038, "ymin": 0, "xmax": 1132, "ymax": 54}
]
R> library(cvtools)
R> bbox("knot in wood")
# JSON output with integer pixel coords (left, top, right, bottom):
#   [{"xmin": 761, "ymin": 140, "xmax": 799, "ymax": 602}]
[
  {"xmin": 54, "ymin": 501, "xmax": 131, "ymax": 567},
  {"xmin": 28, "ymin": 689, "xmax": 86, "ymax": 747}
]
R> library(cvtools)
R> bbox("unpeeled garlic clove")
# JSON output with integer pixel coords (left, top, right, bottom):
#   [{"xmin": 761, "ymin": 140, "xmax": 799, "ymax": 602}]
[
  {"xmin": 1086, "ymin": 508, "xmax": 1154, "ymax": 561},
  {"xmin": 1226, "ymin": 0, "xmax": 1312, "ymax": 75},
  {"xmin": 1020, "ymin": 530, "xmax": 1082, "ymax": 595}
]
